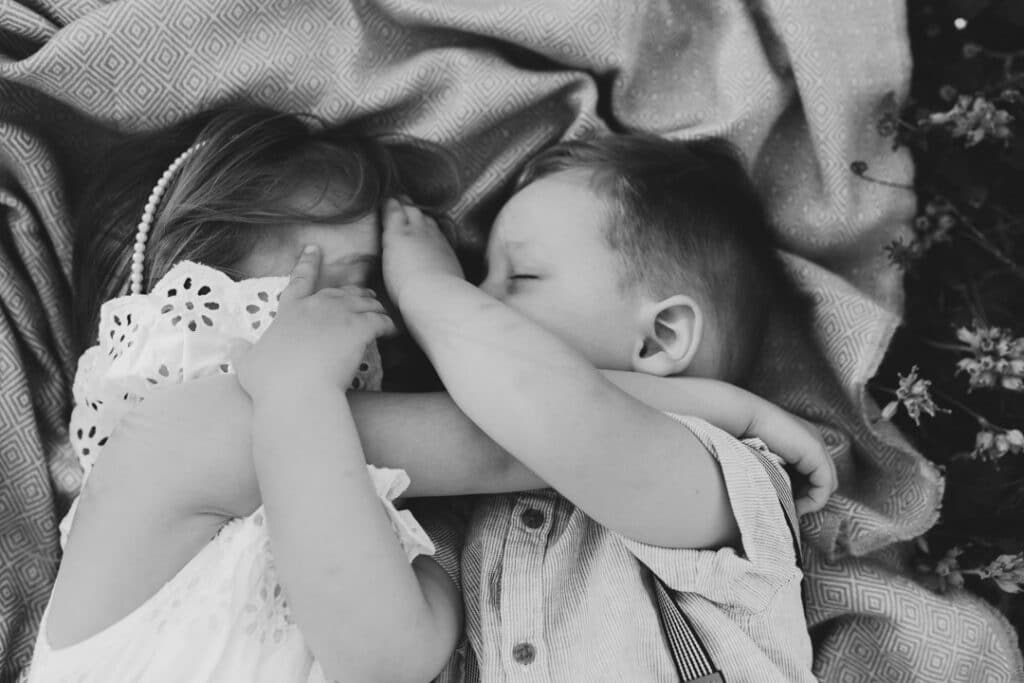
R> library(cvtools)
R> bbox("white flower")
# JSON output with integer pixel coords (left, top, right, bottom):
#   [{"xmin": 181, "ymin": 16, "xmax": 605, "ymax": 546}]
[
  {"xmin": 928, "ymin": 95, "xmax": 1014, "ymax": 147},
  {"xmin": 882, "ymin": 366, "xmax": 943, "ymax": 426},
  {"xmin": 978, "ymin": 554, "xmax": 1024, "ymax": 594},
  {"xmin": 956, "ymin": 324, "xmax": 1024, "ymax": 392}
]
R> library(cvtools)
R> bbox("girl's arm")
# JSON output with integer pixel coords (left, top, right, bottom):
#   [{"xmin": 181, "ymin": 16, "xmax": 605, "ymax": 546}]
[
  {"xmin": 250, "ymin": 386, "xmax": 459, "ymax": 683},
  {"xmin": 232, "ymin": 247, "xmax": 460, "ymax": 683}
]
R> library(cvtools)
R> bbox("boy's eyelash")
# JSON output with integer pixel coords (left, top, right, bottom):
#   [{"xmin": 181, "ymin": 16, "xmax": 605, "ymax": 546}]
[{"xmin": 510, "ymin": 274, "xmax": 537, "ymax": 280}]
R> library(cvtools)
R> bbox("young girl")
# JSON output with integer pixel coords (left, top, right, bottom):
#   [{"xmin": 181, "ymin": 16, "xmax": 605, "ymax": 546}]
[
  {"xmin": 32, "ymin": 107, "xmax": 834, "ymax": 682},
  {"xmin": 31, "ymin": 108, "xmax": 463, "ymax": 683}
]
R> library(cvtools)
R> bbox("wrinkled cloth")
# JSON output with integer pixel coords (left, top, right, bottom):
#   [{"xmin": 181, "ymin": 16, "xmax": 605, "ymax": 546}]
[{"xmin": 0, "ymin": 1, "xmax": 1020, "ymax": 681}]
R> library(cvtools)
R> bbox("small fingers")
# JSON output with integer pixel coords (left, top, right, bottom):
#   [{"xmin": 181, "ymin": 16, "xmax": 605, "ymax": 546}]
[
  {"xmin": 402, "ymin": 203, "xmax": 441, "ymax": 232},
  {"xmin": 318, "ymin": 286, "xmax": 383, "ymax": 307},
  {"xmin": 280, "ymin": 245, "xmax": 322, "ymax": 304},
  {"xmin": 348, "ymin": 297, "xmax": 388, "ymax": 315},
  {"xmin": 795, "ymin": 485, "xmax": 829, "ymax": 515},
  {"xmin": 385, "ymin": 197, "xmax": 439, "ymax": 233},
  {"xmin": 794, "ymin": 496, "xmax": 814, "ymax": 516},
  {"xmin": 319, "ymin": 285, "xmax": 378, "ymax": 298},
  {"xmin": 402, "ymin": 202, "xmax": 424, "ymax": 223},
  {"xmin": 807, "ymin": 455, "xmax": 838, "ymax": 491},
  {"xmin": 383, "ymin": 198, "xmax": 409, "ymax": 232},
  {"xmin": 794, "ymin": 461, "xmax": 837, "ymax": 515},
  {"xmin": 367, "ymin": 310, "xmax": 398, "ymax": 338}
]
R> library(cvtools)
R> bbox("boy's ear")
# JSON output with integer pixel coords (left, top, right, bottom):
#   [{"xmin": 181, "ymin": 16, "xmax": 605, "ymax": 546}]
[{"xmin": 632, "ymin": 295, "xmax": 703, "ymax": 376}]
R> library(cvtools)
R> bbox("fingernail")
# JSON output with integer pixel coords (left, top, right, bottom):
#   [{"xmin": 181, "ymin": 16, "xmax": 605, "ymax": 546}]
[{"xmin": 303, "ymin": 244, "xmax": 318, "ymax": 255}]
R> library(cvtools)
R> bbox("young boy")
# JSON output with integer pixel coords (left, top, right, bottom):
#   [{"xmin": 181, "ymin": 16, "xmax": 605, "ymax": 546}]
[{"xmin": 382, "ymin": 134, "xmax": 817, "ymax": 682}]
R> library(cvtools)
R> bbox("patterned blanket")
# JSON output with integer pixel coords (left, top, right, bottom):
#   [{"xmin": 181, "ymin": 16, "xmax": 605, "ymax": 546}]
[{"xmin": 0, "ymin": 1, "xmax": 1021, "ymax": 680}]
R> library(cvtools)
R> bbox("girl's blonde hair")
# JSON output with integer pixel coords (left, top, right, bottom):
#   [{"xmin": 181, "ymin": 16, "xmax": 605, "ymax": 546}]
[{"xmin": 73, "ymin": 107, "xmax": 458, "ymax": 353}]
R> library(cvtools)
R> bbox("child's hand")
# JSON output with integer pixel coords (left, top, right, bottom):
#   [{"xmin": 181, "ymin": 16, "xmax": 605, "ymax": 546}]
[
  {"xmin": 746, "ymin": 409, "xmax": 837, "ymax": 515},
  {"xmin": 230, "ymin": 245, "xmax": 395, "ymax": 397},
  {"xmin": 382, "ymin": 198, "xmax": 464, "ymax": 307}
]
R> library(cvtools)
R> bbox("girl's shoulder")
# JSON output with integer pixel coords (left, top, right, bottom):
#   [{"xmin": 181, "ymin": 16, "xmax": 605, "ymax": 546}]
[
  {"xmin": 83, "ymin": 262, "xmax": 290, "ymax": 392},
  {"xmin": 67, "ymin": 263, "xmax": 289, "ymax": 492},
  {"xmin": 97, "ymin": 262, "xmax": 289, "ymax": 358}
]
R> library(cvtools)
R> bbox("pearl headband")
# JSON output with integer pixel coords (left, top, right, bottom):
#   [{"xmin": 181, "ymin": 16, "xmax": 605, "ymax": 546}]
[{"xmin": 129, "ymin": 142, "xmax": 206, "ymax": 295}]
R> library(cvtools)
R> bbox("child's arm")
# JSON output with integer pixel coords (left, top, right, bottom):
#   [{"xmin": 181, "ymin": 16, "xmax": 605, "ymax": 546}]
[
  {"xmin": 251, "ymin": 388, "xmax": 459, "ymax": 683},
  {"xmin": 353, "ymin": 374, "xmax": 833, "ymax": 511},
  {"xmin": 116, "ymin": 369, "xmax": 833, "ymax": 517},
  {"xmin": 383, "ymin": 201, "xmax": 740, "ymax": 549},
  {"xmin": 231, "ymin": 246, "xmax": 460, "ymax": 683},
  {"xmin": 600, "ymin": 372, "xmax": 836, "ymax": 514}
]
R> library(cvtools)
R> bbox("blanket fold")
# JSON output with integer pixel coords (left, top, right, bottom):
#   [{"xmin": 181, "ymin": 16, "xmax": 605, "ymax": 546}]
[{"xmin": 1, "ymin": 1, "xmax": 1020, "ymax": 681}]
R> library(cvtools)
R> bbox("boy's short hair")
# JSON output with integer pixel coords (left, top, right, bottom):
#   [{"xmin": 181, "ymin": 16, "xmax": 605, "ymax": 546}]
[{"xmin": 515, "ymin": 133, "xmax": 794, "ymax": 384}]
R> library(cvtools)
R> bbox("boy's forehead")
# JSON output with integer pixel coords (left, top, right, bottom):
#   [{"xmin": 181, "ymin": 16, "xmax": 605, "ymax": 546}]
[{"xmin": 490, "ymin": 172, "xmax": 607, "ymax": 246}]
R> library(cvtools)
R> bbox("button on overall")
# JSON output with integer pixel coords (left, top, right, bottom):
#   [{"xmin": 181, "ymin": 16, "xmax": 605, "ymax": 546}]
[
  {"xmin": 520, "ymin": 508, "xmax": 545, "ymax": 529},
  {"xmin": 512, "ymin": 642, "xmax": 536, "ymax": 665}
]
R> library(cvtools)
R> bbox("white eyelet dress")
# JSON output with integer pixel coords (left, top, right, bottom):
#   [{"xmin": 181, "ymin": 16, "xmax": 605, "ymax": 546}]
[{"xmin": 27, "ymin": 262, "xmax": 435, "ymax": 683}]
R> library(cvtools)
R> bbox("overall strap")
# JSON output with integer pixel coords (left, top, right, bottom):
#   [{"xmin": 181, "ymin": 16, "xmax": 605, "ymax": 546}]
[
  {"xmin": 650, "ymin": 441, "xmax": 804, "ymax": 682},
  {"xmin": 652, "ymin": 575, "xmax": 726, "ymax": 683}
]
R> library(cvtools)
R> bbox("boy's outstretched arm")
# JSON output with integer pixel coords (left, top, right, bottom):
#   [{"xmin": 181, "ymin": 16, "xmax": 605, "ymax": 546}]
[
  {"xmin": 384, "ymin": 201, "xmax": 740, "ymax": 549},
  {"xmin": 601, "ymin": 372, "xmax": 836, "ymax": 514},
  {"xmin": 122, "ymin": 369, "xmax": 834, "ymax": 516}
]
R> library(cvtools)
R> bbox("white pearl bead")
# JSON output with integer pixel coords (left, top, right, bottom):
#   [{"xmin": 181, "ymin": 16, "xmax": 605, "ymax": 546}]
[{"xmin": 126, "ymin": 142, "xmax": 205, "ymax": 296}]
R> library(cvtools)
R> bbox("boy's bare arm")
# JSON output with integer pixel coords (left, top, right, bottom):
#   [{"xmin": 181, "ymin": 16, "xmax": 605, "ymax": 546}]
[
  {"xmin": 391, "ymin": 271, "xmax": 740, "ymax": 549},
  {"xmin": 602, "ymin": 371, "xmax": 836, "ymax": 514},
  {"xmin": 381, "ymin": 203, "xmax": 739, "ymax": 548},
  {"xmin": 112, "ymin": 362, "xmax": 831, "ymax": 530}
]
